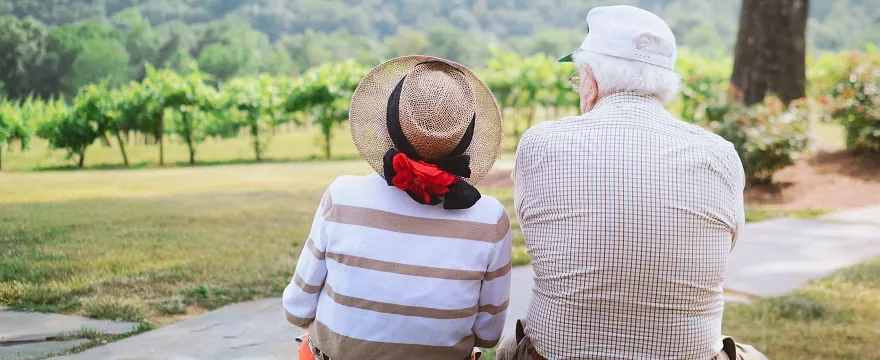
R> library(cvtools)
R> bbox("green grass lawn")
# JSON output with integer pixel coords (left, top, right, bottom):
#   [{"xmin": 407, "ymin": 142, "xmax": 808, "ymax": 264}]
[
  {"xmin": 2, "ymin": 161, "xmax": 873, "ymax": 359},
  {"xmin": 0, "ymin": 161, "xmax": 527, "ymax": 323}
]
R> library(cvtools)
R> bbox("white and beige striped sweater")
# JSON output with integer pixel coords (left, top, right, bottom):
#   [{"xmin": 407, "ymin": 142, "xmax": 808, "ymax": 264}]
[{"xmin": 282, "ymin": 173, "xmax": 513, "ymax": 360}]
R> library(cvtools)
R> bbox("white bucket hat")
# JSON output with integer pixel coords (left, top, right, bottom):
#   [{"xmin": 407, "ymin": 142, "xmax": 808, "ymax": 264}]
[{"xmin": 559, "ymin": 5, "xmax": 677, "ymax": 70}]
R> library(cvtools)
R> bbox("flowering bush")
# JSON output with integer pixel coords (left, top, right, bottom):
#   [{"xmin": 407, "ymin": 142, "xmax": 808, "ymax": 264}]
[
  {"xmin": 829, "ymin": 49, "xmax": 880, "ymax": 153},
  {"xmin": 675, "ymin": 50, "xmax": 732, "ymax": 123},
  {"xmin": 701, "ymin": 94, "xmax": 812, "ymax": 184}
]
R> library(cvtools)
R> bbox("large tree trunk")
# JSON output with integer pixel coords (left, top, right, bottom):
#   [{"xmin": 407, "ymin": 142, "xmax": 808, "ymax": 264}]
[
  {"xmin": 731, "ymin": 0, "xmax": 809, "ymax": 105},
  {"xmin": 114, "ymin": 129, "xmax": 130, "ymax": 167}
]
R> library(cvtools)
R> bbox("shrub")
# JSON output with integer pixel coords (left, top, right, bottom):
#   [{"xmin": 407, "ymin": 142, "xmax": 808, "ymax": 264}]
[
  {"xmin": 701, "ymin": 94, "xmax": 812, "ymax": 184},
  {"xmin": 829, "ymin": 49, "xmax": 880, "ymax": 154}
]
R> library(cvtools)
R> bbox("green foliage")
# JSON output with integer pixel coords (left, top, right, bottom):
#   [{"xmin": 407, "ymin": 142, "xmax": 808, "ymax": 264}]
[
  {"xmin": 0, "ymin": 49, "xmax": 873, "ymax": 176},
  {"xmin": 37, "ymin": 83, "xmax": 115, "ymax": 168},
  {"xmin": 676, "ymin": 49, "xmax": 732, "ymax": 123},
  {"xmin": 0, "ymin": 98, "xmax": 32, "ymax": 152},
  {"xmin": 702, "ymin": 95, "xmax": 812, "ymax": 184},
  {"xmin": 482, "ymin": 48, "xmax": 578, "ymax": 141},
  {"xmin": 153, "ymin": 62, "xmax": 220, "ymax": 165},
  {"xmin": 65, "ymin": 39, "xmax": 132, "ymax": 91},
  {"xmin": 285, "ymin": 60, "xmax": 367, "ymax": 159},
  {"xmin": 222, "ymin": 75, "xmax": 283, "ymax": 161},
  {"xmin": 0, "ymin": 15, "xmax": 47, "ymax": 99},
  {"xmin": 3, "ymin": 0, "xmax": 880, "ymax": 101},
  {"xmin": 829, "ymin": 48, "xmax": 880, "ymax": 154}
]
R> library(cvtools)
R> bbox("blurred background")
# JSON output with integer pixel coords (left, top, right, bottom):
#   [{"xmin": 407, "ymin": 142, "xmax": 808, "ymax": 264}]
[{"xmin": 1, "ymin": 1, "xmax": 878, "ymax": 359}]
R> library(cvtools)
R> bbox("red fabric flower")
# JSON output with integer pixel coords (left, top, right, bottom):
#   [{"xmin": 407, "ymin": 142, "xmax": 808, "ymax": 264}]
[{"xmin": 391, "ymin": 153, "xmax": 458, "ymax": 203}]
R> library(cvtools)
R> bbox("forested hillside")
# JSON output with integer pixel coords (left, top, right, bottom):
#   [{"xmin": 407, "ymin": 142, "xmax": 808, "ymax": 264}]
[{"xmin": 1, "ymin": 0, "xmax": 878, "ymax": 100}]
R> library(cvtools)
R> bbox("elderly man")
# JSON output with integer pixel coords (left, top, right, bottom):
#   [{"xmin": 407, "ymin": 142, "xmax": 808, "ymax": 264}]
[{"xmin": 500, "ymin": 5, "xmax": 767, "ymax": 360}]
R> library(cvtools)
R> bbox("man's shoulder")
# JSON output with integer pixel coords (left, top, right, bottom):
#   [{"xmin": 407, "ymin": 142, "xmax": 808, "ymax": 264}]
[
  {"xmin": 520, "ymin": 116, "xmax": 584, "ymax": 143},
  {"xmin": 660, "ymin": 116, "xmax": 736, "ymax": 150}
]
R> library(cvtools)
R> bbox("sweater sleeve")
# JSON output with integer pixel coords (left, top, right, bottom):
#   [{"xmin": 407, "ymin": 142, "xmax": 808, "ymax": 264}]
[
  {"xmin": 282, "ymin": 189, "xmax": 332, "ymax": 328},
  {"xmin": 472, "ymin": 208, "xmax": 513, "ymax": 348}
]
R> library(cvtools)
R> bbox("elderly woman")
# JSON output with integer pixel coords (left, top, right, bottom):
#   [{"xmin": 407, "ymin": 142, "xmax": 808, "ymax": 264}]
[
  {"xmin": 282, "ymin": 56, "xmax": 512, "ymax": 360},
  {"xmin": 501, "ymin": 5, "xmax": 767, "ymax": 360}
]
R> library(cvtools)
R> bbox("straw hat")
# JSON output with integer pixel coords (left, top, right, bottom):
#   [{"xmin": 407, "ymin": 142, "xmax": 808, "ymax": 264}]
[{"xmin": 349, "ymin": 56, "xmax": 503, "ymax": 186}]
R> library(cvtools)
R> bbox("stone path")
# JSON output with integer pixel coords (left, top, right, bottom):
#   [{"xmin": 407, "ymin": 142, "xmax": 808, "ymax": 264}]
[
  {"xmin": 34, "ymin": 205, "xmax": 880, "ymax": 359},
  {"xmin": 0, "ymin": 307, "xmax": 137, "ymax": 360},
  {"xmin": 53, "ymin": 299, "xmax": 299, "ymax": 360},
  {"xmin": 724, "ymin": 207, "xmax": 880, "ymax": 297}
]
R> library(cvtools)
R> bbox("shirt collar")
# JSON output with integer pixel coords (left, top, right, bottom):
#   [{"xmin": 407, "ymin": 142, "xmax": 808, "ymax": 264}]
[{"xmin": 590, "ymin": 91, "xmax": 665, "ymax": 113}]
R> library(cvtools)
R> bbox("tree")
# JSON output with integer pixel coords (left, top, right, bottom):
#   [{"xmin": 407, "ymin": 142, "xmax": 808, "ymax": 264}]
[
  {"xmin": 37, "ymin": 90, "xmax": 104, "ymax": 168},
  {"xmin": 30, "ymin": 20, "xmax": 131, "ymax": 98},
  {"xmin": 425, "ymin": 24, "xmax": 485, "ymax": 67},
  {"xmin": 223, "ymin": 75, "xmax": 282, "ymax": 161},
  {"xmin": 64, "ymin": 39, "xmax": 131, "ymax": 92},
  {"xmin": 385, "ymin": 27, "xmax": 428, "ymax": 58},
  {"xmin": 130, "ymin": 67, "xmax": 172, "ymax": 166},
  {"xmin": 154, "ymin": 62, "xmax": 218, "ymax": 165},
  {"xmin": 285, "ymin": 61, "xmax": 366, "ymax": 159},
  {"xmin": 0, "ymin": 99, "xmax": 15, "ymax": 170},
  {"xmin": 731, "ymin": 0, "xmax": 809, "ymax": 105},
  {"xmin": 194, "ymin": 19, "xmax": 271, "ymax": 81},
  {"xmin": 0, "ymin": 15, "xmax": 47, "ymax": 100},
  {"xmin": 111, "ymin": 9, "xmax": 164, "ymax": 81}
]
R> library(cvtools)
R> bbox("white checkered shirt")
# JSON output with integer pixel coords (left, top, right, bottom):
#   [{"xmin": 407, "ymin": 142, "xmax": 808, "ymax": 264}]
[{"xmin": 513, "ymin": 92, "xmax": 745, "ymax": 360}]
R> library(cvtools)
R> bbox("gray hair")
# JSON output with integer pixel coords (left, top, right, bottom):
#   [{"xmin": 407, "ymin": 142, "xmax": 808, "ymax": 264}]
[{"xmin": 573, "ymin": 34, "xmax": 681, "ymax": 104}]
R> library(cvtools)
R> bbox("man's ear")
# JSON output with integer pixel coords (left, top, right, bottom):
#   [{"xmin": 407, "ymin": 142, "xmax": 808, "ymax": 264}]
[{"xmin": 587, "ymin": 66, "xmax": 599, "ymax": 107}]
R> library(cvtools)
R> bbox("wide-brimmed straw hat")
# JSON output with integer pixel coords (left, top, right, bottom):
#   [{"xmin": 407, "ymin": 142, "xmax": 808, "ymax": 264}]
[{"xmin": 350, "ymin": 56, "xmax": 503, "ymax": 185}]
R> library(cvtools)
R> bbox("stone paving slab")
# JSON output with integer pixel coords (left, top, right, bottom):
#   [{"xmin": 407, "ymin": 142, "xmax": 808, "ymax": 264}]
[
  {"xmin": 724, "ymin": 217, "xmax": 880, "ymax": 297},
  {"xmin": 55, "ymin": 299, "xmax": 302, "ymax": 360},
  {"xmin": 0, "ymin": 339, "xmax": 89, "ymax": 360},
  {"xmin": 0, "ymin": 309, "xmax": 138, "ymax": 343},
  {"xmin": 821, "ymin": 205, "xmax": 880, "ymax": 225}
]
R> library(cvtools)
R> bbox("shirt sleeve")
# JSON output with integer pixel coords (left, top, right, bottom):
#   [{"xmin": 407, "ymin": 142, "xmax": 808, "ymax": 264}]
[
  {"xmin": 712, "ymin": 141, "xmax": 746, "ymax": 250},
  {"xmin": 282, "ymin": 189, "xmax": 332, "ymax": 328},
  {"xmin": 513, "ymin": 129, "xmax": 542, "ymax": 221},
  {"xmin": 730, "ymin": 153, "xmax": 746, "ymax": 250},
  {"xmin": 472, "ymin": 208, "xmax": 513, "ymax": 348}
]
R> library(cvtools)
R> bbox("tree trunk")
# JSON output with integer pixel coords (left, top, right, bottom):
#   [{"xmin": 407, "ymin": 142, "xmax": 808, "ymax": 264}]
[
  {"xmin": 187, "ymin": 138, "xmax": 195, "ymax": 165},
  {"xmin": 731, "ymin": 0, "xmax": 808, "ymax": 105},
  {"xmin": 512, "ymin": 105, "xmax": 522, "ymax": 143},
  {"xmin": 115, "ymin": 129, "xmax": 130, "ymax": 167},
  {"xmin": 101, "ymin": 133, "xmax": 112, "ymax": 147},
  {"xmin": 324, "ymin": 134, "xmax": 331, "ymax": 159},
  {"xmin": 158, "ymin": 112, "xmax": 165, "ymax": 166},
  {"xmin": 77, "ymin": 150, "xmax": 86, "ymax": 168},
  {"xmin": 252, "ymin": 125, "xmax": 262, "ymax": 162},
  {"xmin": 323, "ymin": 123, "xmax": 332, "ymax": 160}
]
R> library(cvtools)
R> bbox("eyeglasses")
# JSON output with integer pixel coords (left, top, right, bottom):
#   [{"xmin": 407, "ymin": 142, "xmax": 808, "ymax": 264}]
[{"xmin": 568, "ymin": 70, "xmax": 580, "ymax": 94}]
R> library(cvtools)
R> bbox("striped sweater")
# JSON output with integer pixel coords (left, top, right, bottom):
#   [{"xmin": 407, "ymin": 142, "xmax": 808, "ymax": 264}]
[{"xmin": 282, "ymin": 173, "xmax": 513, "ymax": 360}]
